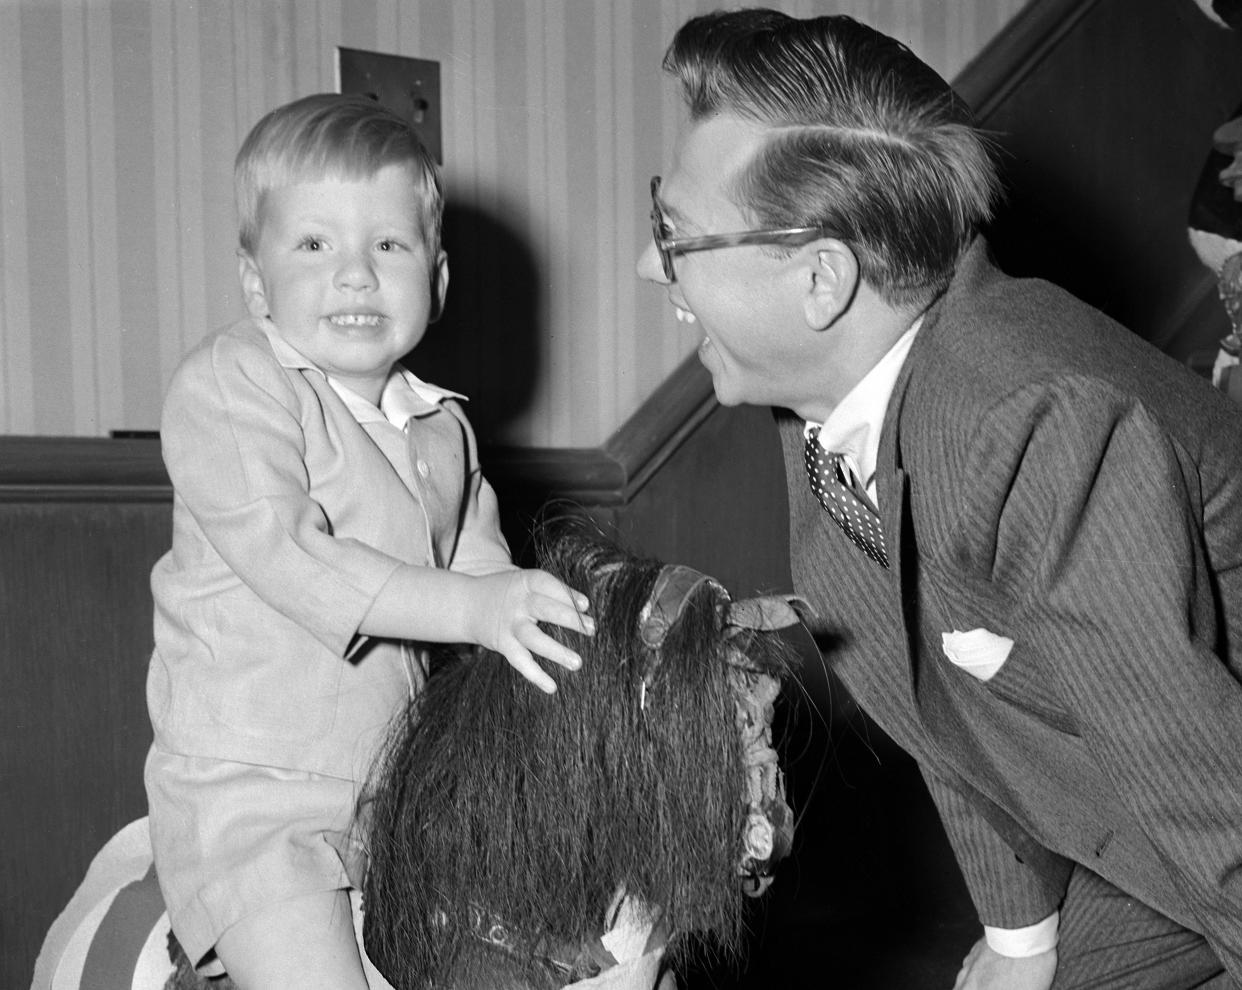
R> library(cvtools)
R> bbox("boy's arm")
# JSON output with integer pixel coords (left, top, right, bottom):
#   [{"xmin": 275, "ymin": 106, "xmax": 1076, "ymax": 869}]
[
  {"xmin": 385, "ymin": 402, "xmax": 593, "ymax": 687},
  {"xmin": 360, "ymin": 565, "xmax": 591, "ymax": 693},
  {"xmin": 165, "ymin": 327, "xmax": 591, "ymax": 689}
]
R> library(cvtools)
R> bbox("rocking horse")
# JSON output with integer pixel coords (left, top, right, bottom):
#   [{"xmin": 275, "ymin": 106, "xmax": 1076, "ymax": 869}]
[{"xmin": 33, "ymin": 522, "xmax": 804, "ymax": 990}]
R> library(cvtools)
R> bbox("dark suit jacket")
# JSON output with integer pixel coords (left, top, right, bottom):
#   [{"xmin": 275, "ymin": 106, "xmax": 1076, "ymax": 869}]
[{"xmin": 780, "ymin": 238, "xmax": 1242, "ymax": 977}]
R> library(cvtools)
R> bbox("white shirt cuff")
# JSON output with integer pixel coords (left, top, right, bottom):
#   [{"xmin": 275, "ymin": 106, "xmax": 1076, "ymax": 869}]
[{"xmin": 983, "ymin": 912, "xmax": 1059, "ymax": 957}]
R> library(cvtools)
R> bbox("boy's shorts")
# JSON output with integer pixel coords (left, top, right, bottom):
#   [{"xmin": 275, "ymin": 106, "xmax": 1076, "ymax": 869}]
[{"xmin": 144, "ymin": 747, "xmax": 368, "ymax": 976}]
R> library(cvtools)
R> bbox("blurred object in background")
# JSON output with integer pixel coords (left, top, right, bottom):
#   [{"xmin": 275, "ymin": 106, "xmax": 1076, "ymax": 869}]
[
  {"xmin": 1215, "ymin": 251, "xmax": 1242, "ymax": 398},
  {"xmin": 1187, "ymin": 0, "xmax": 1242, "ymax": 398}
]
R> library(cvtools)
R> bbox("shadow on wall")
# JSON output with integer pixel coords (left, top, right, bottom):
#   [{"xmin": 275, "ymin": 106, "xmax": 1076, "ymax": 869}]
[
  {"xmin": 983, "ymin": 141, "xmax": 1211, "ymax": 355},
  {"xmin": 401, "ymin": 199, "xmax": 543, "ymax": 439},
  {"xmin": 974, "ymin": 1, "xmax": 1242, "ymax": 361},
  {"xmin": 986, "ymin": 161, "xmax": 1152, "ymax": 332}
]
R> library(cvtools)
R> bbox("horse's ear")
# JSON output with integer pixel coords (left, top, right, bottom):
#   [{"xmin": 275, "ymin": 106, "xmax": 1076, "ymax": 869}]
[
  {"xmin": 638, "ymin": 565, "xmax": 723, "ymax": 648},
  {"xmin": 724, "ymin": 595, "xmax": 809, "ymax": 637}
]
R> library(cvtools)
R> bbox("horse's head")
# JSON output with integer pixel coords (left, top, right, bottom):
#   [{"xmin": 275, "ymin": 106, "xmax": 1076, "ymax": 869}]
[{"xmin": 362, "ymin": 520, "xmax": 804, "ymax": 989}]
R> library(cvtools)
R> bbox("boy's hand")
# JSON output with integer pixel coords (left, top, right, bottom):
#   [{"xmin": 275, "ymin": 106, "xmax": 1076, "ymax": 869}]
[{"xmin": 467, "ymin": 569, "xmax": 594, "ymax": 693}]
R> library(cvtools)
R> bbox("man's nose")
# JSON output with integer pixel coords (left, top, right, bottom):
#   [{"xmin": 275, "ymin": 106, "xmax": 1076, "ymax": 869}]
[{"xmin": 636, "ymin": 241, "xmax": 669, "ymax": 284}]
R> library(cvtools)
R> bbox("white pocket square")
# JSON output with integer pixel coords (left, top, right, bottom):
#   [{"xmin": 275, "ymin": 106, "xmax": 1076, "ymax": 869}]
[{"xmin": 940, "ymin": 628, "xmax": 1014, "ymax": 682}]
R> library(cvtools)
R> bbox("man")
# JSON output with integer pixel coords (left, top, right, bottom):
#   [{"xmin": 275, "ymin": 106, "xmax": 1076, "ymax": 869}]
[{"xmin": 637, "ymin": 9, "xmax": 1242, "ymax": 990}]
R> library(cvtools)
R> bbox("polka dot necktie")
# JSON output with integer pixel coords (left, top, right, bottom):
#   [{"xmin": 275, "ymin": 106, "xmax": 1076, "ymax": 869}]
[{"xmin": 804, "ymin": 427, "xmax": 889, "ymax": 568}]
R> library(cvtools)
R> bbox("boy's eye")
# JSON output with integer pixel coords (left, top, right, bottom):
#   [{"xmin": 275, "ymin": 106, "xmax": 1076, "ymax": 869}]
[
  {"xmin": 298, "ymin": 236, "xmax": 326, "ymax": 252},
  {"xmin": 376, "ymin": 239, "xmax": 405, "ymax": 253}
]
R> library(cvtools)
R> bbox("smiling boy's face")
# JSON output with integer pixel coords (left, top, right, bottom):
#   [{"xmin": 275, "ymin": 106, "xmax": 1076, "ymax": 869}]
[{"xmin": 238, "ymin": 162, "xmax": 448, "ymax": 405}]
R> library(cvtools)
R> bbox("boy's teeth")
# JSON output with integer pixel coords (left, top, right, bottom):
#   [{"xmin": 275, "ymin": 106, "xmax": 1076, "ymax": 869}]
[
  {"xmin": 330, "ymin": 314, "xmax": 382, "ymax": 327},
  {"xmin": 674, "ymin": 306, "xmax": 696, "ymax": 324}
]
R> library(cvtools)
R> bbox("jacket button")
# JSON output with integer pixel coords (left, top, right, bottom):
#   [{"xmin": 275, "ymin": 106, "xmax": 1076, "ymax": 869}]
[{"xmin": 416, "ymin": 459, "xmax": 430, "ymax": 477}]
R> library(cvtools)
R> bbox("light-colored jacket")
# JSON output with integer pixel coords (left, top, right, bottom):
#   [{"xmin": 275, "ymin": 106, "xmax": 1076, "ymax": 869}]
[{"xmin": 148, "ymin": 318, "xmax": 512, "ymax": 780}]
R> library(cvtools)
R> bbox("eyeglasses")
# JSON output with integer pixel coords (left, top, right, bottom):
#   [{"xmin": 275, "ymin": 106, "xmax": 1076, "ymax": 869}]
[{"xmin": 649, "ymin": 175, "xmax": 837, "ymax": 283}]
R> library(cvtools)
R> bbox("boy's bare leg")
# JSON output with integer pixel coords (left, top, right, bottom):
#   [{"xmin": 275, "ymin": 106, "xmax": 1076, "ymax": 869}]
[{"xmin": 214, "ymin": 888, "xmax": 371, "ymax": 990}]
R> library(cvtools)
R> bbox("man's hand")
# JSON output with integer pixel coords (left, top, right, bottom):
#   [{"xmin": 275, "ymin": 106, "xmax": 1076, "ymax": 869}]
[{"xmin": 952, "ymin": 938, "xmax": 1056, "ymax": 990}]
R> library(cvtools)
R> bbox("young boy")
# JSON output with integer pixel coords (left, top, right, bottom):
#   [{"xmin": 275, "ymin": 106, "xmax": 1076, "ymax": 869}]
[{"xmin": 145, "ymin": 93, "xmax": 593, "ymax": 990}]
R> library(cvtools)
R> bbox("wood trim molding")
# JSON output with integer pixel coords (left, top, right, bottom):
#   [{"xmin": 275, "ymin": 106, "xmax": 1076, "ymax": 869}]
[
  {"xmin": 483, "ymin": 353, "xmax": 717, "ymax": 506},
  {"xmin": 0, "ymin": 355, "xmax": 715, "ymax": 506},
  {"xmin": 0, "ymin": 0, "xmax": 1118, "ymax": 507},
  {"xmin": 0, "ymin": 435, "xmax": 171, "ymax": 502}
]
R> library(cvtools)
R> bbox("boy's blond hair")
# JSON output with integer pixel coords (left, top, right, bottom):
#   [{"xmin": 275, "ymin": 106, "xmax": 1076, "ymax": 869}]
[{"xmin": 235, "ymin": 93, "xmax": 443, "ymax": 256}]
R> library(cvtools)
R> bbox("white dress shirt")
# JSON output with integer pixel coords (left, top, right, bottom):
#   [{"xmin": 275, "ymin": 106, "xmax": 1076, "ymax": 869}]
[{"xmin": 804, "ymin": 318, "xmax": 921, "ymax": 508}]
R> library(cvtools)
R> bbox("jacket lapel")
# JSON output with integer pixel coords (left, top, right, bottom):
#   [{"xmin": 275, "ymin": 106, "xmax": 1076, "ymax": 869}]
[{"xmin": 876, "ymin": 345, "xmax": 920, "ymax": 702}]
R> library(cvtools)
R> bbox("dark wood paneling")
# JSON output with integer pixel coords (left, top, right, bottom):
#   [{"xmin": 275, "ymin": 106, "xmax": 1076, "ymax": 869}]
[
  {"xmin": 0, "ymin": 500, "xmax": 169, "ymax": 990},
  {"xmin": 0, "ymin": 435, "xmax": 170, "ymax": 493},
  {"xmin": 596, "ymin": 402, "xmax": 792, "ymax": 598}
]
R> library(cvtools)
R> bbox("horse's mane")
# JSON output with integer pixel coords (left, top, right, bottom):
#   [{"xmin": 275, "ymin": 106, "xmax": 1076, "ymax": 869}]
[{"xmin": 362, "ymin": 520, "xmax": 797, "ymax": 989}]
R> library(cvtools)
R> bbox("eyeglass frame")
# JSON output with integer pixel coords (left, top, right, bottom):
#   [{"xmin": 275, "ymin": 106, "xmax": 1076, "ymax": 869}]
[{"xmin": 649, "ymin": 175, "xmax": 839, "ymax": 283}]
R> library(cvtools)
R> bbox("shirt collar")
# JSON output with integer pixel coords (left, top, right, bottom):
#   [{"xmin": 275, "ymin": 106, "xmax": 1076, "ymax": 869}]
[
  {"xmin": 805, "ymin": 315, "xmax": 922, "ymax": 492},
  {"xmin": 260, "ymin": 319, "xmax": 465, "ymax": 428}
]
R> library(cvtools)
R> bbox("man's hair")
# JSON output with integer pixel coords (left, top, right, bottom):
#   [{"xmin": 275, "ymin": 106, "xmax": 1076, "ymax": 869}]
[
  {"xmin": 234, "ymin": 93, "xmax": 442, "ymax": 256},
  {"xmin": 664, "ymin": 9, "xmax": 1000, "ymax": 306}
]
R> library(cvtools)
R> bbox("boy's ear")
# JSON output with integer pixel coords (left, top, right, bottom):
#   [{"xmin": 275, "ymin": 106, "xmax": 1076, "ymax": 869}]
[
  {"xmin": 429, "ymin": 250, "xmax": 449, "ymax": 324},
  {"xmin": 237, "ymin": 251, "xmax": 270, "ymax": 319},
  {"xmin": 800, "ymin": 239, "xmax": 858, "ymax": 331}
]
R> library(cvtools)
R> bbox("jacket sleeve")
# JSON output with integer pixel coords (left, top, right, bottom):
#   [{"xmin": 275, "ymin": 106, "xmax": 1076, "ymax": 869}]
[
  {"xmin": 952, "ymin": 375, "xmax": 1242, "ymax": 975},
  {"xmin": 161, "ymin": 329, "xmax": 404, "ymax": 657},
  {"xmin": 921, "ymin": 768, "xmax": 1069, "ymax": 929}
]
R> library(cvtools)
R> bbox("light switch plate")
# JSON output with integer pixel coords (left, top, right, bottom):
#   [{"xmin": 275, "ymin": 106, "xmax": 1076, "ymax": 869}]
[{"xmin": 337, "ymin": 47, "xmax": 442, "ymax": 164}]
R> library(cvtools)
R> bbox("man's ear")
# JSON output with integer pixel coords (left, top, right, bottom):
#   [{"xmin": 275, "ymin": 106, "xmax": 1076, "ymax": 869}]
[
  {"xmin": 429, "ymin": 250, "xmax": 450, "ymax": 324},
  {"xmin": 800, "ymin": 239, "xmax": 858, "ymax": 331},
  {"xmin": 237, "ymin": 251, "xmax": 270, "ymax": 319}
]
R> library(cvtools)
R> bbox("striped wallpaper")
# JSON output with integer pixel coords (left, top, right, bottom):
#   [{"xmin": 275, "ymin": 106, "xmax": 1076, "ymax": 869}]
[{"xmin": 0, "ymin": 0, "xmax": 1028, "ymax": 446}]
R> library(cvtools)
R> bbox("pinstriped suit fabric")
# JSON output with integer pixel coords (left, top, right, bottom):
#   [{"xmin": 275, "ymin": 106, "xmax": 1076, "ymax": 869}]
[
  {"xmin": 782, "ymin": 238, "xmax": 1242, "ymax": 984},
  {"xmin": 1052, "ymin": 868, "xmax": 1233, "ymax": 989}
]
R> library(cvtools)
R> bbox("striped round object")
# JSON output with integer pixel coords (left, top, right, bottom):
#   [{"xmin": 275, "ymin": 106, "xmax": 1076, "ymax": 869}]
[
  {"xmin": 31, "ymin": 819, "xmax": 668, "ymax": 990},
  {"xmin": 31, "ymin": 819, "xmax": 175, "ymax": 990}
]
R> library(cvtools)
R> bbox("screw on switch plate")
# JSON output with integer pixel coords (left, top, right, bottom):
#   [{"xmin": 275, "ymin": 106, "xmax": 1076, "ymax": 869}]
[{"xmin": 337, "ymin": 47, "xmax": 442, "ymax": 164}]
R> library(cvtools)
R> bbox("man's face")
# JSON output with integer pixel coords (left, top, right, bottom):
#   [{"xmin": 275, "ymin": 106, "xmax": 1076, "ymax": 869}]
[{"xmin": 637, "ymin": 114, "xmax": 820, "ymax": 410}]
